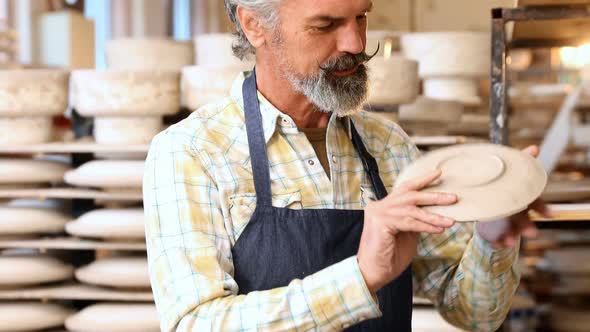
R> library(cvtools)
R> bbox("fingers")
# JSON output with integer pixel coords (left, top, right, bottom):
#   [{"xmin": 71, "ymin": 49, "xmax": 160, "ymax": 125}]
[
  {"xmin": 529, "ymin": 199, "xmax": 553, "ymax": 218},
  {"xmin": 522, "ymin": 145, "xmax": 540, "ymax": 158},
  {"xmin": 391, "ymin": 207, "xmax": 455, "ymax": 228},
  {"xmin": 385, "ymin": 216, "xmax": 445, "ymax": 234},
  {"xmin": 391, "ymin": 191, "xmax": 458, "ymax": 207},
  {"xmin": 397, "ymin": 169, "xmax": 442, "ymax": 193}
]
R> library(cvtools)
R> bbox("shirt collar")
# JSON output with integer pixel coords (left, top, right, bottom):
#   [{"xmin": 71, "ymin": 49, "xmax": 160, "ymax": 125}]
[{"xmin": 230, "ymin": 72, "xmax": 353, "ymax": 144}]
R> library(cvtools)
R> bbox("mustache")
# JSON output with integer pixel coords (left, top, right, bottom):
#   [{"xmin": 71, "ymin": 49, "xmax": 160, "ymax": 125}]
[{"xmin": 318, "ymin": 42, "xmax": 380, "ymax": 73}]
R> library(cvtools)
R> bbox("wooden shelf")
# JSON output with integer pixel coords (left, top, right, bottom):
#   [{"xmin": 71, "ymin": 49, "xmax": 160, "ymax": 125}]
[
  {"xmin": 0, "ymin": 140, "xmax": 149, "ymax": 155},
  {"xmin": 532, "ymin": 204, "xmax": 590, "ymax": 222},
  {"xmin": 0, "ymin": 188, "xmax": 142, "ymax": 201},
  {"xmin": 410, "ymin": 136, "xmax": 486, "ymax": 147},
  {"xmin": 0, "ymin": 282, "xmax": 153, "ymax": 302},
  {"xmin": 0, "ymin": 237, "xmax": 146, "ymax": 251}
]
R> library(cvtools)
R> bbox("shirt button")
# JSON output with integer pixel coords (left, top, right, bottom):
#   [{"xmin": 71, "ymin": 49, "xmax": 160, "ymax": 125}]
[
  {"xmin": 331, "ymin": 155, "xmax": 338, "ymax": 163},
  {"xmin": 308, "ymin": 159, "xmax": 315, "ymax": 166}
]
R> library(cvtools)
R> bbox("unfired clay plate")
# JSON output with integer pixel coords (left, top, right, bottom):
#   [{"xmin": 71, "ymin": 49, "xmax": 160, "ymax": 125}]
[{"xmin": 395, "ymin": 144, "xmax": 547, "ymax": 222}]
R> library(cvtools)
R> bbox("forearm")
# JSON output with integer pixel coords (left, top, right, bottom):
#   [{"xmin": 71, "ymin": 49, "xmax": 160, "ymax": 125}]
[
  {"xmin": 437, "ymin": 233, "xmax": 520, "ymax": 332},
  {"xmin": 170, "ymin": 256, "xmax": 381, "ymax": 332}
]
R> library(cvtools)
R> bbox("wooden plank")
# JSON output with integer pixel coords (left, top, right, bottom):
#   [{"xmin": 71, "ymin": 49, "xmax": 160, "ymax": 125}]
[
  {"xmin": 0, "ymin": 283, "xmax": 153, "ymax": 301},
  {"xmin": 531, "ymin": 203, "xmax": 590, "ymax": 221},
  {"xmin": 0, "ymin": 188, "xmax": 142, "ymax": 201},
  {"xmin": 0, "ymin": 237, "xmax": 146, "ymax": 251},
  {"xmin": 410, "ymin": 136, "xmax": 487, "ymax": 146},
  {"xmin": 513, "ymin": 2, "xmax": 590, "ymax": 43},
  {"xmin": 0, "ymin": 141, "xmax": 149, "ymax": 155},
  {"xmin": 519, "ymin": 0, "xmax": 590, "ymax": 6}
]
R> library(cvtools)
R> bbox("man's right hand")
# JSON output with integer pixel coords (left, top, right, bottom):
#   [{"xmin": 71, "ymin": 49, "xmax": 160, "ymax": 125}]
[{"xmin": 357, "ymin": 169, "xmax": 457, "ymax": 295}]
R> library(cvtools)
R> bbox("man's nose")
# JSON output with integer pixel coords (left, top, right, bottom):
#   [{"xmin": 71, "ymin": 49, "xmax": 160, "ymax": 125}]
[{"xmin": 337, "ymin": 22, "xmax": 365, "ymax": 55}]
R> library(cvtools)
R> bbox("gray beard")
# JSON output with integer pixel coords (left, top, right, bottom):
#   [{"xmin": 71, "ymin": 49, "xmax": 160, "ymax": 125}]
[{"xmin": 286, "ymin": 65, "xmax": 369, "ymax": 117}]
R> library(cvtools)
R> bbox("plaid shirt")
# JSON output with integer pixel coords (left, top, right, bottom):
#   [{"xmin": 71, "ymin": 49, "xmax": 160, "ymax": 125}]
[{"xmin": 143, "ymin": 74, "xmax": 520, "ymax": 332}]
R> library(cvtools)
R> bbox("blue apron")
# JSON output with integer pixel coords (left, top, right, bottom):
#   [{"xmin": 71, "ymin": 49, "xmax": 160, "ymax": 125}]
[{"xmin": 231, "ymin": 70, "xmax": 412, "ymax": 331}]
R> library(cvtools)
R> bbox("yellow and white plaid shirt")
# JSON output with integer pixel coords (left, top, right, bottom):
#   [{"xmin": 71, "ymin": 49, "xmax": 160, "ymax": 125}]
[{"xmin": 143, "ymin": 74, "xmax": 520, "ymax": 332}]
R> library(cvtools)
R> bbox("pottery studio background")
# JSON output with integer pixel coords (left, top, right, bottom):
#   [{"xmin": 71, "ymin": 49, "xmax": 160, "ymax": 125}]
[{"xmin": 0, "ymin": 0, "xmax": 590, "ymax": 332}]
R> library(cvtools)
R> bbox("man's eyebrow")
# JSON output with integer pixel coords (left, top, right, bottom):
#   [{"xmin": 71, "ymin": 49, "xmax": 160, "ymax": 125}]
[{"xmin": 307, "ymin": 2, "xmax": 373, "ymax": 23}]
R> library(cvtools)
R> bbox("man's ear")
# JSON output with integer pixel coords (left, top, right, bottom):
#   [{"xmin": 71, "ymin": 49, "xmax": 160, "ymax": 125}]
[{"xmin": 236, "ymin": 6, "xmax": 266, "ymax": 48}]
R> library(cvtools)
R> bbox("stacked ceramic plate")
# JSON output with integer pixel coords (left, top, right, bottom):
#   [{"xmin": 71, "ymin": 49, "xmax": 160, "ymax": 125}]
[
  {"xmin": 75, "ymin": 256, "xmax": 150, "ymax": 290},
  {"xmin": 401, "ymin": 32, "xmax": 489, "ymax": 106},
  {"xmin": 541, "ymin": 248, "xmax": 590, "ymax": 295},
  {"xmin": 0, "ymin": 157, "xmax": 70, "ymax": 189},
  {"xmin": 65, "ymin": 303, "xmax": 160, "ymax": 332},
  {"xmin": 0, "ymin": 250, "xmax": 74, "ymax": 288},
  {"xmin": 367, "ymin": 55, "xmax": 419, "ymax": 107},
  {"xmin": 64, "ymin": 160, "xmax": 144, "ymax": 193},
  {"xmin": 182, "ymin": 33, "xmax": 255, "ymax": 110},
  {"xmin": 0, "ymin": 70, "xmax": 69, "ymax": 144},
  {"xmin": 397, "ymin": 96, "xmax": 463, "ymax": 135},
  {"xmin": 105, "ymin": 38, "xmax": 193, "ymax": 71},
  {"xmin": 0, "ymin": 199, "xmax": 69, "ymax": 240},
  {"xmin": 66, "ymin": 208, "xmax": 145, "ymax": 242},
  {"xmin": 0, "ymin": 301, "xmax": 74, "ymax": 332},
  {"xmin": 70, "ymin": 70, "xmax": 179, "ymax": 145}
]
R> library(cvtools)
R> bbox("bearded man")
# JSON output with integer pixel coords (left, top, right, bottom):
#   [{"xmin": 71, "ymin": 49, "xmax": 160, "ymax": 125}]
[{"xmin": 143, "ymin": 1, "xmax": 549, "ymax": 331}]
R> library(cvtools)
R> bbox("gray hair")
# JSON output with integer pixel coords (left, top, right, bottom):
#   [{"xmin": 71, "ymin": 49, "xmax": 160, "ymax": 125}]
[{"xmin": 224, "ymin": 0, "xmax": 282, "ymax": 60}]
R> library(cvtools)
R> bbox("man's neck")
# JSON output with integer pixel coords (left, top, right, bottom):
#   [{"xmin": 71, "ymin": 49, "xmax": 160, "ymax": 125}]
[{"xmin": 254, "ymin": 61, "xmax": 331, "ymax": 129}]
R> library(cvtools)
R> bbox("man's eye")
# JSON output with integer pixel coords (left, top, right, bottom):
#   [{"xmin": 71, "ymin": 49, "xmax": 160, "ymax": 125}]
[
  {"xmin": 315, "ymin": 23, "xmax": 335, "ymax": 31},
  {"xmin": 357, "ymin": 13, "xmax": 368, "ymax": 21}
]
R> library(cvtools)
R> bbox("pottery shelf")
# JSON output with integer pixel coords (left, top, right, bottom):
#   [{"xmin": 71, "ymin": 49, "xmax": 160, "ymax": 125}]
[
  {"xmin": 0, "ymin": 282, "xmax": 153, "ymax": 302},
  {"xmin": 409, "ymin": 136, "xmax": 486, "ymax": 147},
  {"xmin": 0, "ymin": 187, "xmax": 142, "ymax": 201},
  {"xmin": 0, "ymin": 237, "xmax": 146, "ymax": 251},
  {"xmin": 531, "ymin": 204, "xmax": 590, "ymax": 223},
  {"xmin": 0, "ymin": 140, "xmax": 149, "ymax": 155},
  {"xmin": 490, "ymin": 3, "xmax": 590, "ymax": 144}
]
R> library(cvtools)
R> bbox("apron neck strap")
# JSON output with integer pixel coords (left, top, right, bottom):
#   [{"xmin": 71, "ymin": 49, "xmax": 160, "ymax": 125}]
[
  {"xmin": 350, "ymin": 121, "xmax": 388, "ymax": 200},
  {"xmin": 242, "ymin": 69, "xmax": 388, "ymax": 206},
  {"xmin": 243, "ymin": 69, "xmax": 273, "ymax": 207}
]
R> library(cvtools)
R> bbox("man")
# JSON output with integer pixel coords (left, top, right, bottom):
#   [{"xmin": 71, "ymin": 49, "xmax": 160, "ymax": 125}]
[{"xmin": 143, "ymin": 1, "xmax": 549, "ymax": 331}]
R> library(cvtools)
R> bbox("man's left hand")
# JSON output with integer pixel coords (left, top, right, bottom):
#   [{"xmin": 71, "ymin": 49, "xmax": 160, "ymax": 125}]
[{"xmin": 475, "ymin": 145, "xmax": 553, "ymax": 249}]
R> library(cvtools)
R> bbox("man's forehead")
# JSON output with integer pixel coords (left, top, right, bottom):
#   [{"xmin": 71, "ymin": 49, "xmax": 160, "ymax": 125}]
[{"xmin": 282, "ymin": 0, "xmax": 372, "ymax": 20}]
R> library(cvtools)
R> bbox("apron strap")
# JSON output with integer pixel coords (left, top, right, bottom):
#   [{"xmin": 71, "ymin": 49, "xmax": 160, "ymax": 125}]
[
  {"xmin": 243, "ymin": 69, "xmax": 273, "ymax": 207},
  {"xmin": 350, "ymin": 121, "xmax": 389, "ymax": 200}
]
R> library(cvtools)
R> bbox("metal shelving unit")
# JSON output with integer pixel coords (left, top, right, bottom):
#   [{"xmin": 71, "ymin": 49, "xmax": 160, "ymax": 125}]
[{"xmin": 490, "ymin": 3, "xmax": 590, "ymax": 145}]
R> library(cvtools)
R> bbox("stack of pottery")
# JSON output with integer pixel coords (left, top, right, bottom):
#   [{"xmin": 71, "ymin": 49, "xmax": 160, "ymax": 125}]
[
  {"xmin": 367, "ymin": 54, "xmax": 419, "ymax": 108},
  {"xmin": 182, "ymin": 33, "xmax": 255, "ymax": 110},
  {"xmin": 0, "ymin": 158, "xmax": 70, "ymax": 189},
  {"xmin": 71, "ymin": 38, "xmax": 187, "ymax": 145},
  {"xmin": 401, "ymin": 32, "xmax": 489, "ymax": 106},
  {"xmin": 64, "ymin": 160, "xmax": 144, "ymax": 194},
  {"xmin": 541, "ymin": 248, "xmax": 590, "ymax": 295},
  {"xmin": 0, "ymin": 199, "xmax": 69, "ymax": 240},
  {"xmin": 75, "ymin": 256, "xmax": 150, "ymax": 290},
  {"xmin": 70, "ymin": 70, "xmax": 179, "ymax": 145},
  {"xmin": 397, "ymin": 96, "xmax": 463, "ymax": 135},
  {"xmin": 65, "ymin": 303, "xmax": 160, "ymax": 332},
  {"xmin": 105, "ymin": 38, "xmax": 193, "ymax": 71},
  {"xmin": 0, "ymin": 250, "xmax": 74, "ymax": 289},
  {"xmin": 66, "ymin": 208, "xmax": 145, "ymax": 242},
  {"xmin": 0, "ymin": 301, "xmax": 74, "ymax": 332},
  {"xmin": 0, "ymin": 249, "xmax": 74, "ymax": 331},
  {"xmin": 0, "ymin": 70, "xmax": 69, "ymax": 144},
  {"xmin": 366, "ymin": 30, "xmax": 399, "ymax": 57}
]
